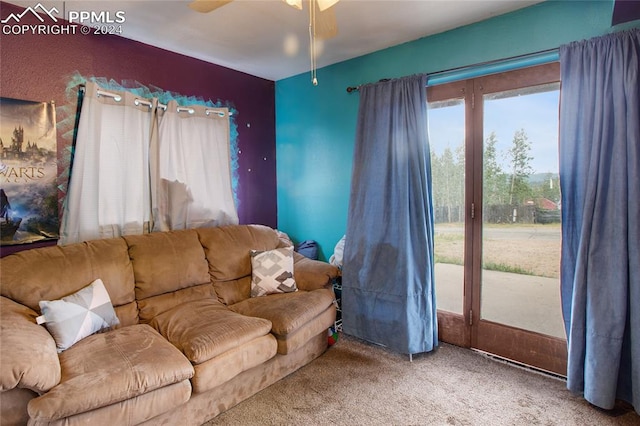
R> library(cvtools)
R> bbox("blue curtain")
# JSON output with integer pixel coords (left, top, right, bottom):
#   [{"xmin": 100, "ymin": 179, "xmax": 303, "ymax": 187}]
[
  {"xmin": 559, "ymin": 29, "xmax": 640, "ymax": 413},
  {"xmin": 342, "ymin": 75, "xmax": 438, "ymax": 355}
]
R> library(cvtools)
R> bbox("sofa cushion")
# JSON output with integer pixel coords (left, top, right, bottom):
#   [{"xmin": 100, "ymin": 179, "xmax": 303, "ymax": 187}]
[
  {"xmin": 250, "ymin": 246, "xmax": 297, "ymax": 297},
  {"xmin": 292, "ymin": 252, "xmax": 339, "ymax": 291},
  {"xmin": 38, "ymin": 279, "xmax": 120, "ymax": 353},
  {"xmin": 197, "ymin": 225, "xmax": 280, "ymax": 281},
  {"xmin": 0, "ymin": 387, "xmax": 37, "ymax": 426},
  {"xmin": 272, "ymin": 304, "xmax": 336, "ymax": 354},
  {"xmin": 124, "ymin": 230, "xmax": 214, "ymax": 323},
  {"xmin": 28, "ymin": 381, "xmax": 192, "ymax": 426},
  {"xmin": 231, "ymin": 288, "xmax": 334, "ymax": 336},
  {"xmin": 209, "ymin": 276, "xmax": 252, "ymax": 307},
  {"xmin": 1, "ymin": 297, "xmax": 60, "ymax": 393},
  {"xmin": 137, "ymin": 283, "xmax": 217, "ymax": 324},
  {"xmin": 191, "ymin": 334, "xmax": 277, "ymax": 393},
  {"xmin": 27, "ymin": 324, "xmax": 193, "ymax": 422},
  {"xmin": 150, "ymin": 299, "xmax": 273, "ymax": 364},
  {"xmin": 125, "ymin": 230, "xmax": 210, "ymax": 319},
  {"xmin": 0, "ymin": 238, "xmax": 136, "ymax": 326}
]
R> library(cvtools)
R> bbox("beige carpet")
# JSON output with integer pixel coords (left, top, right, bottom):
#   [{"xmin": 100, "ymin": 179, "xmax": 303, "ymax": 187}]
[{"xmin": 204, "ymin": 334, "xmax": 640, "ymax": 425}]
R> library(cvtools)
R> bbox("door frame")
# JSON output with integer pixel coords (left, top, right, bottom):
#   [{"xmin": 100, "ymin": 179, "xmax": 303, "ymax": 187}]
[{"xmin": 430, "ymin": 62, "xmax": 567, "ymax": 375}]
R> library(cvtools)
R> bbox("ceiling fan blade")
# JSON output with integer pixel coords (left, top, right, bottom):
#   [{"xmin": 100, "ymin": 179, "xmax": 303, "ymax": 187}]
[
  {"xmin": 188, "ymin": 0, "xmax": 234, "ymax": 13},
  {"xmin": 315, "ymin": 3, "xmax": 338, "ymax": 40},
  {"xmin": 282, "ymin": 0, "xmax": 303, "ymax": 10},
  {"xmin": 317, "ymin": 0, "xmax": 339, "ymax": 12}
]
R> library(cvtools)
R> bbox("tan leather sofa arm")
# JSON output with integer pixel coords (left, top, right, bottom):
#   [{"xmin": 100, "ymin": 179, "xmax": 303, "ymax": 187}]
[
  {"xmin": 0, "ymin": 297, "xmax": 61, "ymax": 393},
  {"xmin": 293, "ymin": 252, "xmax": 340, "ymax": 292}
]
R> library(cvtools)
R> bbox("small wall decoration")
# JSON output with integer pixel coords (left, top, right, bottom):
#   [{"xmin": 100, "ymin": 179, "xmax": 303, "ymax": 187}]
[{"xmin": 0, "ymin": 97, "xmax": 58, "ymax": 245}]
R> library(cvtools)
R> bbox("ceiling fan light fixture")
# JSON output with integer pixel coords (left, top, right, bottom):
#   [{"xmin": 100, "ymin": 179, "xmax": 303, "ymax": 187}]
[
  {"xmin": 317, "ymin": 0, "xmax": 339, "ymax": 12},
  {"xmin": 188, "ymin": 0, "xmax": 233, "ymax": 13},
  {"xmin": 283, "ymin": 0, "xmax": 303, "ymax": 10}
]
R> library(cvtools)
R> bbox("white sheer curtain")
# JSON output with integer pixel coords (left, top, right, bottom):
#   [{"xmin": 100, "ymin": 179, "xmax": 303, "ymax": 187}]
[
  {"xmin": 59, "ymin": 82, "xmax": 153, "ymax": 245},
  {"xmin": 153, "ymin": 100, "xmax": 238, "ymax": 231},
  {"xmin": 60, "ymin": 83, "xmax": 238, "ymax": 246}
]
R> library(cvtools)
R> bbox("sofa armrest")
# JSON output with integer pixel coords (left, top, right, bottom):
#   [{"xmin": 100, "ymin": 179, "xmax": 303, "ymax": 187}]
[
  {"xmin": 293, "ymin": 252, "xmax": 339, "ymax": 292},
  {"xmin": 0, "ymin": 297, "xmax": 61, "ymax": 393}
]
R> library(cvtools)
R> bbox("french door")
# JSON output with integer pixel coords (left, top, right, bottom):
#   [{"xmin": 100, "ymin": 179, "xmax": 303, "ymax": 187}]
[{"xmin": 429, "ymin": 62, "xmax": 567, "ymax": 375}]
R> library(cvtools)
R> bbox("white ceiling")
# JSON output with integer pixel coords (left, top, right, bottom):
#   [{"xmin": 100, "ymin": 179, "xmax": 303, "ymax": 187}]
[{"xmin": 7, "ymin": 0, "xmax": 544, "ymax": 81}]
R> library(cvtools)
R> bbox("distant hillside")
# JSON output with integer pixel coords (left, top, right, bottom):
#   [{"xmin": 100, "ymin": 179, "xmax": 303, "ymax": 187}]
[{"xmin": 527, "ymin": 173, "xmax": 559, "ymax": 185}]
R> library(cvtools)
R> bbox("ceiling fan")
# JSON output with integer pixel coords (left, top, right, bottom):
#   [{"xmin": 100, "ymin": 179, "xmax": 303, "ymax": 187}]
[{"xmin": 187, "ymin": 0, "xmax": 340, "ymax": 40}]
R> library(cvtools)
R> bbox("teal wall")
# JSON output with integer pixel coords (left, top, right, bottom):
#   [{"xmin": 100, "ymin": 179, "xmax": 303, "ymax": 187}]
[{"xmin": 275, "ymin": 0, "xmax": 620, "ymax": 260}]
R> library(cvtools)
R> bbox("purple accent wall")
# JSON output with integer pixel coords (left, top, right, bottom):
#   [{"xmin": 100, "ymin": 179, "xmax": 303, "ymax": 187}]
[
  {"xmin": 0, "ymin": 2, "xmax": 277, "ymax": 256},
  {"xmin": 612, "ymin": 0, "xmax": 640, "ymax": 26}
]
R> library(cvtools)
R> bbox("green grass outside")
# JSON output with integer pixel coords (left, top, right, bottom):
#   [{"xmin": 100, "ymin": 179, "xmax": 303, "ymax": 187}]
[
  {"xmin": 434, "ymin": 224, "xmax": 558, "ymax": 278},
  {"xmin": 434, "ymin": 255, "xmax": 538, "ymax": 277}
]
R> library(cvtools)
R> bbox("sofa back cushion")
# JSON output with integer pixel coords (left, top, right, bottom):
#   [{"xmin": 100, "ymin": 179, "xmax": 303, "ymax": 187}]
[
  {"xmin": 0, "ymin": 238, "xmax": 137, "ymax": 327},
  {"xmin": 124, "ymin": 230, "xmax": 211, "ymax": 322},
  {"xmin": 197, "ymin": 225, "xmax": 281, "ymax": 305}
]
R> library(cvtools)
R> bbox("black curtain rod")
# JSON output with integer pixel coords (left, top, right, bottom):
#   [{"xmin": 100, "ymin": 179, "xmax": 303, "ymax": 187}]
[
  {"xmin": 345, "ymin": 48, "xmax": 558, "ymax": 93},
  {"xmin": 346, "ymin": 78, "xmax": 390, "ymax": 93}
]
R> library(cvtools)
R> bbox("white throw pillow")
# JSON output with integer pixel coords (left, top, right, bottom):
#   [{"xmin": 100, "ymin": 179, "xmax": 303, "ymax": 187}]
[
  {"xmin": 38, "ymin": 278, "xmax": 120, "ymax": 352},
  {"xmin": 250, "ymin": 246, "xmax": 297, "ymax": 297}
]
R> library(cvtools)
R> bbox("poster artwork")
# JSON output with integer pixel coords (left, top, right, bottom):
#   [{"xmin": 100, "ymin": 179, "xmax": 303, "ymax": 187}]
[{"xmin": 0, "ymin": 97, "xmax": 58, "ymax": 245}]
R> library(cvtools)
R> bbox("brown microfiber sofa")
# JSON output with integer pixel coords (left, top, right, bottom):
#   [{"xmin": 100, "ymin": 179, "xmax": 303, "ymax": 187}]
[{"xmin": 0, "ymin": 224, "xmax": 339, "ymax": 425}]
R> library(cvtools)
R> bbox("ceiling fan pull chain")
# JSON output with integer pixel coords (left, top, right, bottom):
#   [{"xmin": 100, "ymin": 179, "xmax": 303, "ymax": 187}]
[{"xmin": 309, "ymin": 0, "xmax": 318, "ymax": 86}]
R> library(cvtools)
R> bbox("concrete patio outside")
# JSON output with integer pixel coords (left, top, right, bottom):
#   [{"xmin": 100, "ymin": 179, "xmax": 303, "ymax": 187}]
[{"xmin": 434, "ymin": 261, "xmax": 566, "ymax": 339}]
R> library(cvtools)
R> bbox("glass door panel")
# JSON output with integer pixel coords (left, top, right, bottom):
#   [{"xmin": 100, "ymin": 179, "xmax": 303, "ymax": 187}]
[
  {"xmin": 480, "ymin": 82, "xmax": 565, "ymax": 339},
  {"xmin": 429, "ymin": 63, "xmax": 566, "ymax": 374},
  {"xmin": 428, "ymin": 99, "xmax": 465, "ymax": 314}
]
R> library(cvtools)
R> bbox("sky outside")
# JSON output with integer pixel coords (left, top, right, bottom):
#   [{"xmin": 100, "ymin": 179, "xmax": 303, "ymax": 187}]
[
  {"xmin": 0, "ymin": 98, "xmax": 57, "ymax": 152},
  {"xmin": 428, "ymin": 87, "xmax": 561, "ymax": 175}
]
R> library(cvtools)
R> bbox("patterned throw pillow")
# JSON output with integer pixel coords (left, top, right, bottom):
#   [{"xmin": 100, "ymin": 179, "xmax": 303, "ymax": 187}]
[
  {"xmin": 250, "ymin": 247, "xmax": 297, "ymax": 297},
  {"xmin": 37, "ymin": 278, "xmax": 120, "ymax": 352}
]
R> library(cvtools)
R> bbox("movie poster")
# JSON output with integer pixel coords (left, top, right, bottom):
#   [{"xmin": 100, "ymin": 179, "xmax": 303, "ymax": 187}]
[{"xmin": 0, "ymin": 97, "xmax": 58, "ymax": 245}]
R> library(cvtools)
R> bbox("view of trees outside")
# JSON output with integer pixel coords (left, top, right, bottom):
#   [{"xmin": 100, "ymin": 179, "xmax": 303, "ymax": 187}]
[
  {"xmin": 428, "ymin": 100, "xmax": 466, "ymax": 314},
  {"xmin": 429, "ymin": 83, "xmax": 564, "ymax": 337},
  {"xmin": 430, "ymin": 88, "xmax": 560, "ymax": 228},
  {"xmin": 480, "ymin": 86, "xmax": 563, "ymax": 337}
]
